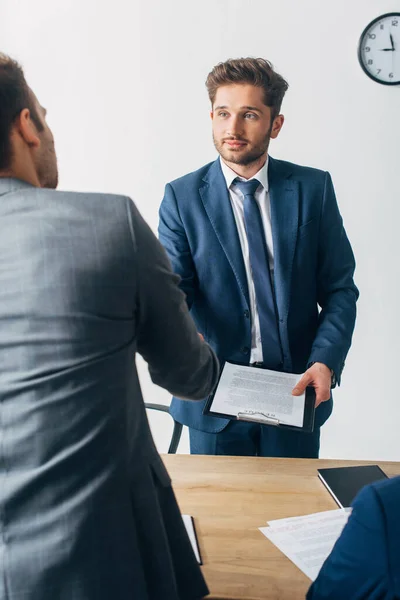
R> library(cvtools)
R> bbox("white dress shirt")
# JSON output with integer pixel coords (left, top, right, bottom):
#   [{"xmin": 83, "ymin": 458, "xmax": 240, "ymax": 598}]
[{"xmin": 220, "ymin": 157, "xmax": 274, "ymax": 364}]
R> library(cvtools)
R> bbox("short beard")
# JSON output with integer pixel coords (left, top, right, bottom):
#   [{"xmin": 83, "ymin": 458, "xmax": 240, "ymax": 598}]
[
  {"xmin": 38, "ymin": 162, "xmax": 58, "ymax": 189},
  {"xmin": 37, "ymin": 144, "xmax": 59, "ymax": 189},
  {"xmin": 42, "ymin": 172, "xmax": 58, "ymax": 190},
  {"xmin": 213, "ymin": 131, "xmax": 271, "ymax": 168}
]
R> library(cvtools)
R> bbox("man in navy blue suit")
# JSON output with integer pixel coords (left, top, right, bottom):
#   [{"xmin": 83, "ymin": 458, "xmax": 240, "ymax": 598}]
[
  {"xmin": 159, "ymin": 57, "xmax": 358, "ymax": 457},
  {"xmin": 307, "ymin": 476, "xmax": 400, "ymax": 599}
]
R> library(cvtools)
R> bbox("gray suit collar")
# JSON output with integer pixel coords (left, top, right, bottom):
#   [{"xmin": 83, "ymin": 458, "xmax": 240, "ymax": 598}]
[{"xmin": 0, "ymin": 177, "xmax": 35, "ymax": 196}]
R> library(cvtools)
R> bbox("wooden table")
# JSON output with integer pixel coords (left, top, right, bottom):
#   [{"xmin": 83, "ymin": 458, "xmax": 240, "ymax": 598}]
[{"xmin": 162, "ymin": 455, "xmax": 400, "ymax": 600}]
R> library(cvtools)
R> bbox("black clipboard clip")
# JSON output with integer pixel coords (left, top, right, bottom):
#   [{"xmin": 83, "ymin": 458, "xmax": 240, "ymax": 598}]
[{"xmin": 237, "ymin": 410, "xmax": 280, "ymax": 426}]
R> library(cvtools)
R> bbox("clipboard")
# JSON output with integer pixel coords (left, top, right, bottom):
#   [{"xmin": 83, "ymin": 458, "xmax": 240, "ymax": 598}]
[{"xmin": 203, "ymin": 361, "xmax": 316, "ymax": 433}]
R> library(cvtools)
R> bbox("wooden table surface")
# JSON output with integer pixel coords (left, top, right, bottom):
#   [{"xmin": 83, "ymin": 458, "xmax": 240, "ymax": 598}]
[{"xmin": 162, "ymin": 455, "xmax": 400, "ymax": 600}]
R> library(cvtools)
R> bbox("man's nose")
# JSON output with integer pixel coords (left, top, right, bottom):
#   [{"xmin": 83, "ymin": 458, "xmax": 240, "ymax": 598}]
[{"xmin": 226, "ymin": 115, "xmax": 243, "ymax": 137}]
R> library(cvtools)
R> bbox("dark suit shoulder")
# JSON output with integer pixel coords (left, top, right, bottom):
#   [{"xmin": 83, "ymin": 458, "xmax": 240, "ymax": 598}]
[
  {"xmin": 271, "ymin": 157, "xmax": 328, "ymax": 183},
  {"xmin": 351, "ymin": 475, "xmax": 400, "ymax": 531},
  {"xmin": 369, "ymin": 475, "xmax": 400, "ymax": 513},
  {"xmin": 167, "ymin": 161, "xmax": 216, "ymax": 191},
  {"xmin": 371, "ymin": 474, "xmax": 400, "ymax": 494},
  {"xmin": 353, "ymin": 476, "xmax": 400, "ymax": 590}
]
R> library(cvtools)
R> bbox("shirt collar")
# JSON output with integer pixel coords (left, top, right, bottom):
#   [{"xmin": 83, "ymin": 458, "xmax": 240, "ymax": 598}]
[{"xmin": 219, "ymin": 156, "xmax": 269, "ymax": 193}]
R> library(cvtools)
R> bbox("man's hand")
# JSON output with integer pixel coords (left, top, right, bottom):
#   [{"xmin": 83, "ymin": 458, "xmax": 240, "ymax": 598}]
[
  {"xmin": 198, "ymin": 333, "xmax": 204, "ymax": 341},
  {"xmin": 292, "ymin": 362, "xmax": 331, "ymax": 407}
]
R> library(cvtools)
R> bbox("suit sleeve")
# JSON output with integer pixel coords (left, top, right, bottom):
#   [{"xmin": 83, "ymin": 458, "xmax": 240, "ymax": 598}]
[
  {"xmin": 306, "ymin": 486, "xmax": 389, "ymax": 600},
  {"xmin": 308, "ymin": 173, "xmax": 359, "ymax": 384},
  {"xmin": 126, "ymin": 197, "xmax": 219, "ymax": 400},
  {"xmin": 158, "ymin": 183, "xmax": 197, "ymax": 309}
]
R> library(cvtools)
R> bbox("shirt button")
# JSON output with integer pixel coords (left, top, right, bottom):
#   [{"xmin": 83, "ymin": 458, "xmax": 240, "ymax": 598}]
[
  {"xmin": 241, "ymin": 346, "xmax": 250, "ymax": 354},
  {"xmin": 244, "ymin": 310, "xmax": 250, "ymax": 318}
]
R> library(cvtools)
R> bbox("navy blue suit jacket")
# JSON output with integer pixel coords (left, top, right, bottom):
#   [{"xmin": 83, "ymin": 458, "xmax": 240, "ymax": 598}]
[
  {"xmin": 159, "ymin": 157, "xmax": 358, "ymax": 433},
  {"xmin": 307, "ymin": 476, "xmax": 400, "ymax": 599}
]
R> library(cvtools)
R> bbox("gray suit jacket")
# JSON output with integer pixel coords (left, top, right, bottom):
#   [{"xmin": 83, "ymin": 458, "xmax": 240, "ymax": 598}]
[{"xmin": 0, "ymin": 178, "xmax": 219, "ymax": 600}]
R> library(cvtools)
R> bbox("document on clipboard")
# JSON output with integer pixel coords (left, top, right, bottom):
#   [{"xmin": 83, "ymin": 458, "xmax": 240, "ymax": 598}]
[{"xmin": 203, "ymin": 362, "xmax": 315, "ymax": 432}]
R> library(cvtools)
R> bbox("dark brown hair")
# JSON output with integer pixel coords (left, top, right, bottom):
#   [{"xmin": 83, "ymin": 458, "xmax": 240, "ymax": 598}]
[
  {"xmin": 0, "ymin": 53, "xmax": 42, "ymax": 170},
  {"xmin": 206, "ymin": 57, "xmax": 288, "ymax": 119}
]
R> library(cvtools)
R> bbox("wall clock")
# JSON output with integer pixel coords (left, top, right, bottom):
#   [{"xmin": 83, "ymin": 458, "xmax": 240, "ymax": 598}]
[{"xmin": 358, "ymin": 13, "xmax": 400, "ymax": 85}]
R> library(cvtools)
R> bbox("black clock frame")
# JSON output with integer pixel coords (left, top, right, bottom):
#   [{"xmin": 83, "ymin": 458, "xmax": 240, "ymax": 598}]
[{"xmin": 358, "ymin": 12, "xmax": 400, "ymax": 85}]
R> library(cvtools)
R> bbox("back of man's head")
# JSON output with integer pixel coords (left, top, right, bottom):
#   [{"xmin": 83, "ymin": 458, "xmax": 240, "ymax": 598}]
[
  {"xmin": 0, "ymin": 53, "xmax": 43, "ymax": 171},
  {"xmin": 0, "ymin": 53, "xmax": 58, "ymax": 189}
]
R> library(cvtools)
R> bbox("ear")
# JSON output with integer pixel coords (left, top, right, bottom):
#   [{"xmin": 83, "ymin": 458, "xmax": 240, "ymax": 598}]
[
  {"xmin": 270, "ymin": 114, "xmax": 284, "ymax": 140},
  {"xmin": 14, "ymin": 108, "xmax": 41, "ymax": 148},
  {"xmin": 210, "ymin": 111, "xmax": 214, "ymax": 121}
]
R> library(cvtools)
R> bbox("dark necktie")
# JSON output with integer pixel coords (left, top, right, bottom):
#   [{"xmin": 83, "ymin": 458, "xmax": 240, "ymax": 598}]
[{"xmin": 234, "ymin": 178, "xmax": 283, "ymax": 369}]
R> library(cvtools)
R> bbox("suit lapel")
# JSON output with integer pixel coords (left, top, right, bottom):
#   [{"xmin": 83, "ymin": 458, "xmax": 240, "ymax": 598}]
[
  {"xmin": 268, "ymin": 157, "xmax": 299, "ymax": 320},
  {"xmin": 199, "ymin": 160, "xmax": 250, "ymax": 308},
  {"xmin": 199, "ymin": 157, "xmax": 299, "ymax": 317}
]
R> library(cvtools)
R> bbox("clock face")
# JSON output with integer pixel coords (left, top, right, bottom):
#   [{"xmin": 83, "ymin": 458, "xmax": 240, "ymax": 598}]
[{"xmin": 358, "ymin": 13, "xmax": 400, "ymax": 85}]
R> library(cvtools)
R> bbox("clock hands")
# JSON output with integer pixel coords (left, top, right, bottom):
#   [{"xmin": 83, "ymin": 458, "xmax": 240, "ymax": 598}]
[{"xmin": 379, "ymin": 33, "xmax": 396, "ymax": 51}]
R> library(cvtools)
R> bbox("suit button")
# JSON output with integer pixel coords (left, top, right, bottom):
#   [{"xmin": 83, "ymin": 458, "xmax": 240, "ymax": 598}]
[
  {"xmin": 241, "ymin": 346, "xmax": 250, "ymax": 354},
  {"xmin": 244, "ymin": 310, "xmax": 250, "ymax": 318}
]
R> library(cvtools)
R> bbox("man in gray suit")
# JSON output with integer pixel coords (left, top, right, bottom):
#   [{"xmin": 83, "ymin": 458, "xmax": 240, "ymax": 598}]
[{"xmin": 0, "ymin": 53, "xmax": 219, "ymax": 600}]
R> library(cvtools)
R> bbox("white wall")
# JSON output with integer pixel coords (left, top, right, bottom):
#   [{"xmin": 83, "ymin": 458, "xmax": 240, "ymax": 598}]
[{"xmin": 2, "ymin": 0, "xmax": 400, "ymax": 460}]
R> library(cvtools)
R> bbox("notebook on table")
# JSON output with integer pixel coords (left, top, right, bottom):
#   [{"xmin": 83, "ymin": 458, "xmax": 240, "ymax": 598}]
[
  {"xmin": 182, "ymin": 514, "xmax": 202, "ymax": 564},
  {"xmin": 317, "ymin": 465, "xmax": 388, "ymax": 508}
]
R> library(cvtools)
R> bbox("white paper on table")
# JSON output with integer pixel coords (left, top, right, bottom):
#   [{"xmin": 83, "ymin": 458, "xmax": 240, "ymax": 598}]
[
  {"xmin": 182, "ymin": 514, "xmax": 201, "ymax": 564},
  {"xmin": 267, "ymin": 508, "xmax": 352, "ymax": 528},
  {"xmin": 259, "ymin": 509, "xmax": 351, "ymax": 580},
  {"xmin": 210, "ymin": 362, "xmax": 305, "ymax": 427}
]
